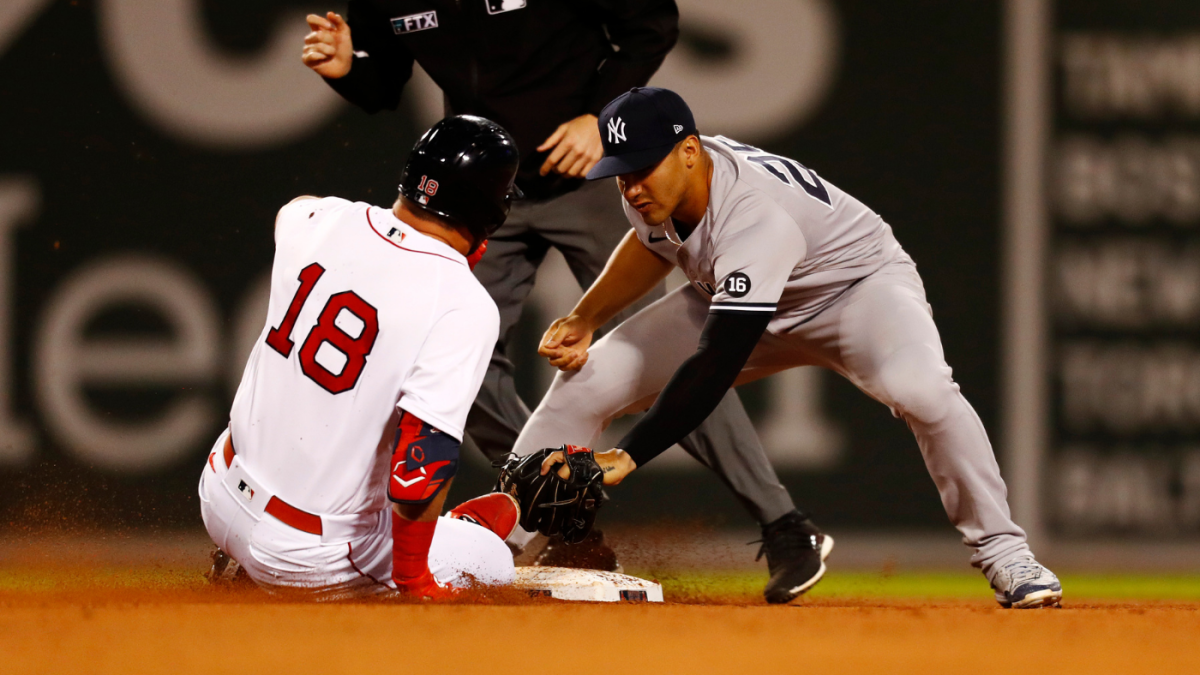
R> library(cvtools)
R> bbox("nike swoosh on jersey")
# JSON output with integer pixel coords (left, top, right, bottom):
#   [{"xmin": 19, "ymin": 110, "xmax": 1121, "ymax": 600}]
[{"xmin": 647, "ymin": 234, "xmax": 670, "ymax": 243}]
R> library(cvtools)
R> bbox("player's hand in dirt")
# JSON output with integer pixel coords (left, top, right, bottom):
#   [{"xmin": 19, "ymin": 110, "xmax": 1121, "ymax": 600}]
[
  {"xmin": 538, "ymin": 114, "xmax": 603, "ymax": 178},
  {"xmin": 539, "ymin": 314, "xmax": 594, "ymax": 371},
  {"xmin": 303, "ymin": 12, "xmax": 353, "ymax": 79},
  {"xmin": 540, "ymin": 448, "xmax": 636, "ymax": 486}
]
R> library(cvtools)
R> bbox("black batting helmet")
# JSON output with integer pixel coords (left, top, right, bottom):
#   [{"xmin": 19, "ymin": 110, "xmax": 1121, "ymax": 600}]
[{"xmin": 399, "ymin": 115, "xmax": 521, "ymax": 247}]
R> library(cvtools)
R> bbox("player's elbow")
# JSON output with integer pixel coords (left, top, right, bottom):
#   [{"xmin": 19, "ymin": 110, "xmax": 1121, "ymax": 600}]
[{"xmin": 275, "ymin": 196, "xmax": 320, "ymax": 230}]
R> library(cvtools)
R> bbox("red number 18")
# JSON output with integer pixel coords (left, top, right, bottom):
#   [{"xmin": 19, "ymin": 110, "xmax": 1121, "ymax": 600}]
[{"xmin": 265, "ymin": 263, "xmax": 380, "ymax": 394}]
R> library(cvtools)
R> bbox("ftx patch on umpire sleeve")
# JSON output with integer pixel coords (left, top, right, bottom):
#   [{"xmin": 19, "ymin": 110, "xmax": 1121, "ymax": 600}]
[{"xmin": 387, "ymin": 412, "xmax": 459, "ymax": 504}]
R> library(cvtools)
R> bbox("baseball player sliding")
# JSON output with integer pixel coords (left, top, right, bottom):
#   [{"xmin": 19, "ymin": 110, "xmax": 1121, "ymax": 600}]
[
  {"xmin": 199, "ymin": 116, "xmax": 526, "ymax": 599},
  {"xmin": 514, "ymin": 87, "xmax": 1063, "ymax": 609}
]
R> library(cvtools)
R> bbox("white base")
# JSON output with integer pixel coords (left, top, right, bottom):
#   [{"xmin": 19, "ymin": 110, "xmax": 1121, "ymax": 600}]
[{"xmin": 514, "ymin": 566, "xmax": 664, "ymax": 603}]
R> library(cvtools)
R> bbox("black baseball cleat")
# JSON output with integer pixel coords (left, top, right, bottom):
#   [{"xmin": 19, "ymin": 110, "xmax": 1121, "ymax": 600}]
[
  {"xmin": 205, "ymin": 547, "xmax": 252, "ymax": 585},
  {"xmin": 754, "ymin": 511, "xmax": 834, "ymax": 604},
  {"xmin": 534, "ymin": 529, "xmax": 623, "ymax": 573}
]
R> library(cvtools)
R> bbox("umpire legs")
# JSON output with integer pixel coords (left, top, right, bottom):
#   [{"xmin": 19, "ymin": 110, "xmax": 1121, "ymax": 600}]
[
  {"xmin": 469, "ymin": 180, "xmax": 796, "ymax": 525},
  {"xmin": 464, "ymin": 225, "xmax": 546, "ymax": 464}
]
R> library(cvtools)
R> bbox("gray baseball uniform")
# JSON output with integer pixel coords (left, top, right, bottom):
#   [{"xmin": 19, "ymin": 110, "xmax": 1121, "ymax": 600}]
[
  {"xmin": 511, "ymin": 136, "xmax": 1032, "ymax": 573},
  {"xmin": 468, "ymin": 178, "xmax": 796, "ymax": 525}
]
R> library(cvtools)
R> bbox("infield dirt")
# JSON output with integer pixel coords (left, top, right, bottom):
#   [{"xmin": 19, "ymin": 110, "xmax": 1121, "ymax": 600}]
[
  {"xmin": 3, "ymin": 534, "xmax": 1199, "ymax": 674},
  {"xmin": 3, "ymin": 584, "xmax": 1199, "ymax": 674}
]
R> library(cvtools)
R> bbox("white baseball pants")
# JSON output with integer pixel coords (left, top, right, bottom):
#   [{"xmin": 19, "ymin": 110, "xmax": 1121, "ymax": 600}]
[
  {"xmin": 512, "ymin": 257, "xmax": 1032, "ymax": 573},
  {"xmin": 198, "ymin": 430, "xmax": 515, "ymax": 599}
]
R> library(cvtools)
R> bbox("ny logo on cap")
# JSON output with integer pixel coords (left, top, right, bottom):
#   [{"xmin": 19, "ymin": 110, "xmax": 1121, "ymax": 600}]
[{"xmin": 607, "ymin": 116, "xmax": 627, "ymax": 144}]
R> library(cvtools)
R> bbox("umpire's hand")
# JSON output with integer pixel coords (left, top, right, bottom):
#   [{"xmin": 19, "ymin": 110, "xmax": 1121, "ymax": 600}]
[
  {"xmin": 538, "ymin": 115, "xmax": 604, "ymax": 179},
  {"xmin": 303, "ymin": 12, "xmax": 354, "ymax": 79}
]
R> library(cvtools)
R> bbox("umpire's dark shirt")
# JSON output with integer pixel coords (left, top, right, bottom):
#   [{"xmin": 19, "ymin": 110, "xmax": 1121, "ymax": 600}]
[{"xmin": 325, "ymin": 0, "xmax": 679, "ymax": 201}]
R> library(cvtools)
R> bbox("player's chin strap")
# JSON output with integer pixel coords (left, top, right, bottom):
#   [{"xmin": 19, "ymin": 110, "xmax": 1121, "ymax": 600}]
[{"xmin": 387, "ymin": 411, "xmax": 460, "ymax": 505}]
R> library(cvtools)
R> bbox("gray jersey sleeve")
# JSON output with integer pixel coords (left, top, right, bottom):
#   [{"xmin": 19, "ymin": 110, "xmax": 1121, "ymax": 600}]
[{"xmin": 709, "ymin": 196, "xmax": 807, "ymax": 314}]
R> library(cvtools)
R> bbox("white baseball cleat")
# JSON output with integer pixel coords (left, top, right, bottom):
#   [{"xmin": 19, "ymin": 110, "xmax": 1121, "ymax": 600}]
[{"xmin": 988, "ymin": 555, "xmax": 1063, "ymax": 608}]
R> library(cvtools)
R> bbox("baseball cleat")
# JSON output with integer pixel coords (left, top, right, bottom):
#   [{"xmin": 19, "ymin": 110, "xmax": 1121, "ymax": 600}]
[
  {"xmin": 534, "ymin": 529, "xmax": 623, "ymax": 573},
  {"xmin": 754, "ymin": 511, "xmax": 834, "ymax": 604},
  {"xmin": 988, "ymin": 555, "xmax": 1063, "ymax": 609},
  {"xmin": 395, "ymin": 570, "xmax": 460, "ymax": 601},
  {"xmin": 205, "ymin": 547, "xmax": 251, "ymax": 585},
  {"xmin": 448, "ymin": 493, "xmax": 521, "ymax": 540}
]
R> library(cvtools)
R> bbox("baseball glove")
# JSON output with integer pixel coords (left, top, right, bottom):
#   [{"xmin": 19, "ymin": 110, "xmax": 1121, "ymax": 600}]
[{"xmin": 494, "ymin": 445, "xmax": 605, "ymax": 544}]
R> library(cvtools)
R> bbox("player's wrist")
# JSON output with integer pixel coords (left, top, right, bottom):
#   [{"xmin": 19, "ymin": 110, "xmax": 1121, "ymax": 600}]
[
  {"xmin": 564, "ymin": 311, "xmax": 599, "ymax": 334},
  {"xmin": 597, "ymin": 448, "xmax": 636, "ymax": 485}
]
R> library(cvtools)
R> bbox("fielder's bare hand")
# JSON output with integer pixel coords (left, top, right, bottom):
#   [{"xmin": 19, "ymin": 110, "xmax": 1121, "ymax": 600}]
[
  {"xmin": 538, "ymin": 314, "xmax": 595, "ymax": 371},
  {"xmin": 539, "ymin": 448, "xmax": 637, "ymax": 486},
  {"xmin": 537, "ymin": 114, "xmax": 603, "ymax": 178},
  {"xmin": 303, "ymin": 12, "xmax": 353, "ymax": 79}
]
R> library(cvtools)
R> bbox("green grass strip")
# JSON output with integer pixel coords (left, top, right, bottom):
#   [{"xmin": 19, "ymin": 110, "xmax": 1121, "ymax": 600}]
[{"xmin": 640, "ymin": 570, "xmax": 1200, "ymax": 601}]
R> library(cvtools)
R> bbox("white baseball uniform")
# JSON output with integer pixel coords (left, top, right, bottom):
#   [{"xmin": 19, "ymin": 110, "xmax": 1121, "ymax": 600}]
[
  {"xmin": 199, "ymin": 196, "xmax": 513, "ymax": 598},
  {"xmin": 512, "ymin": 136, "xmax": 1032, "ymax": 574}
]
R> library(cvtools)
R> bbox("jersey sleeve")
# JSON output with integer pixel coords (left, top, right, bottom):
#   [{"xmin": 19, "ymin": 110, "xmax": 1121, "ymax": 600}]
[
  {"xmin": 397, "ymin": 283, "xmax": 499, "ymax": 442},
  {"xmin": 709, "ymin": 198, "xmax": 807, "ymax": 315},
  {"xmin": 274, "ymin": 196, "xmax": 345, "ymax": 248}
]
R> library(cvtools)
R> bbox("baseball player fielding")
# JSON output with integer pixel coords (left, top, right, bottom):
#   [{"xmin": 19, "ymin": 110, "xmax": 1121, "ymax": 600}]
[{"xmin": 511, "ymin": 87, "xmax": 1063, "ymax": 609}]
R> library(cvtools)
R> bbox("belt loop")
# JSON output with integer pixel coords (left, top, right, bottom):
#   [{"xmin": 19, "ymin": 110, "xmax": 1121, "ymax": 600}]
[{"xmin": 224, "ymin": 434, "xmax": 235, "ymax": 469}]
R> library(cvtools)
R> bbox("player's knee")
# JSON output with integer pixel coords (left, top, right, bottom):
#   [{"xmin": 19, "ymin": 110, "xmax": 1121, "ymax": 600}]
[{"xmin": 875, "ymin": 344, "xmax": 960, "ymax": 425}]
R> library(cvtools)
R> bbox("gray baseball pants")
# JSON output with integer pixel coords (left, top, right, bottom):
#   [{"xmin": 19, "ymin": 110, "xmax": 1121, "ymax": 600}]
[
  {"xmin": 511, "ymin": 252, "xmax": 1032, "ymax": 573},
  {"xmin": 467, "ymin": 179, "xmax": 796, "ymax": 525}
]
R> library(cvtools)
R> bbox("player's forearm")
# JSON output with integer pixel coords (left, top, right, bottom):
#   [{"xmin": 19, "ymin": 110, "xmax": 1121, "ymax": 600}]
[
  {"xmin": 393, "ymin": 478, "xmax": 453, "ymax": 523},
  {"xmin": 572, "ymin": 230, "xmax": 674, "ymax": 328},
  {"xmin": 617, "ymin": 311, "xmax": 770, "ymax": 467}
]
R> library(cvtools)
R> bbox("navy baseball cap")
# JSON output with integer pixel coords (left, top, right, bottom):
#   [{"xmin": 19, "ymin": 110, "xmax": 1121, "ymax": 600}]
[{"xmin": 586, "ymin": 87, "xmax": 698, "ymax": 180}]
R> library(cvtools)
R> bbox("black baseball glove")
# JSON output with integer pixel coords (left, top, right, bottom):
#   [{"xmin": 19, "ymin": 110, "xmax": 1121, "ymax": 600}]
[{"xmin": 494, "ymin": 445, "xmax": 605, "ymax": 544}]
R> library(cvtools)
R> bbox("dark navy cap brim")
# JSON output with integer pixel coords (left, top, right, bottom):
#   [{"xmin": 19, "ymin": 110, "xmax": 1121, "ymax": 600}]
[{"xmin": 585, "ymin": 143, "xmax": 678, "ymax": 180}]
